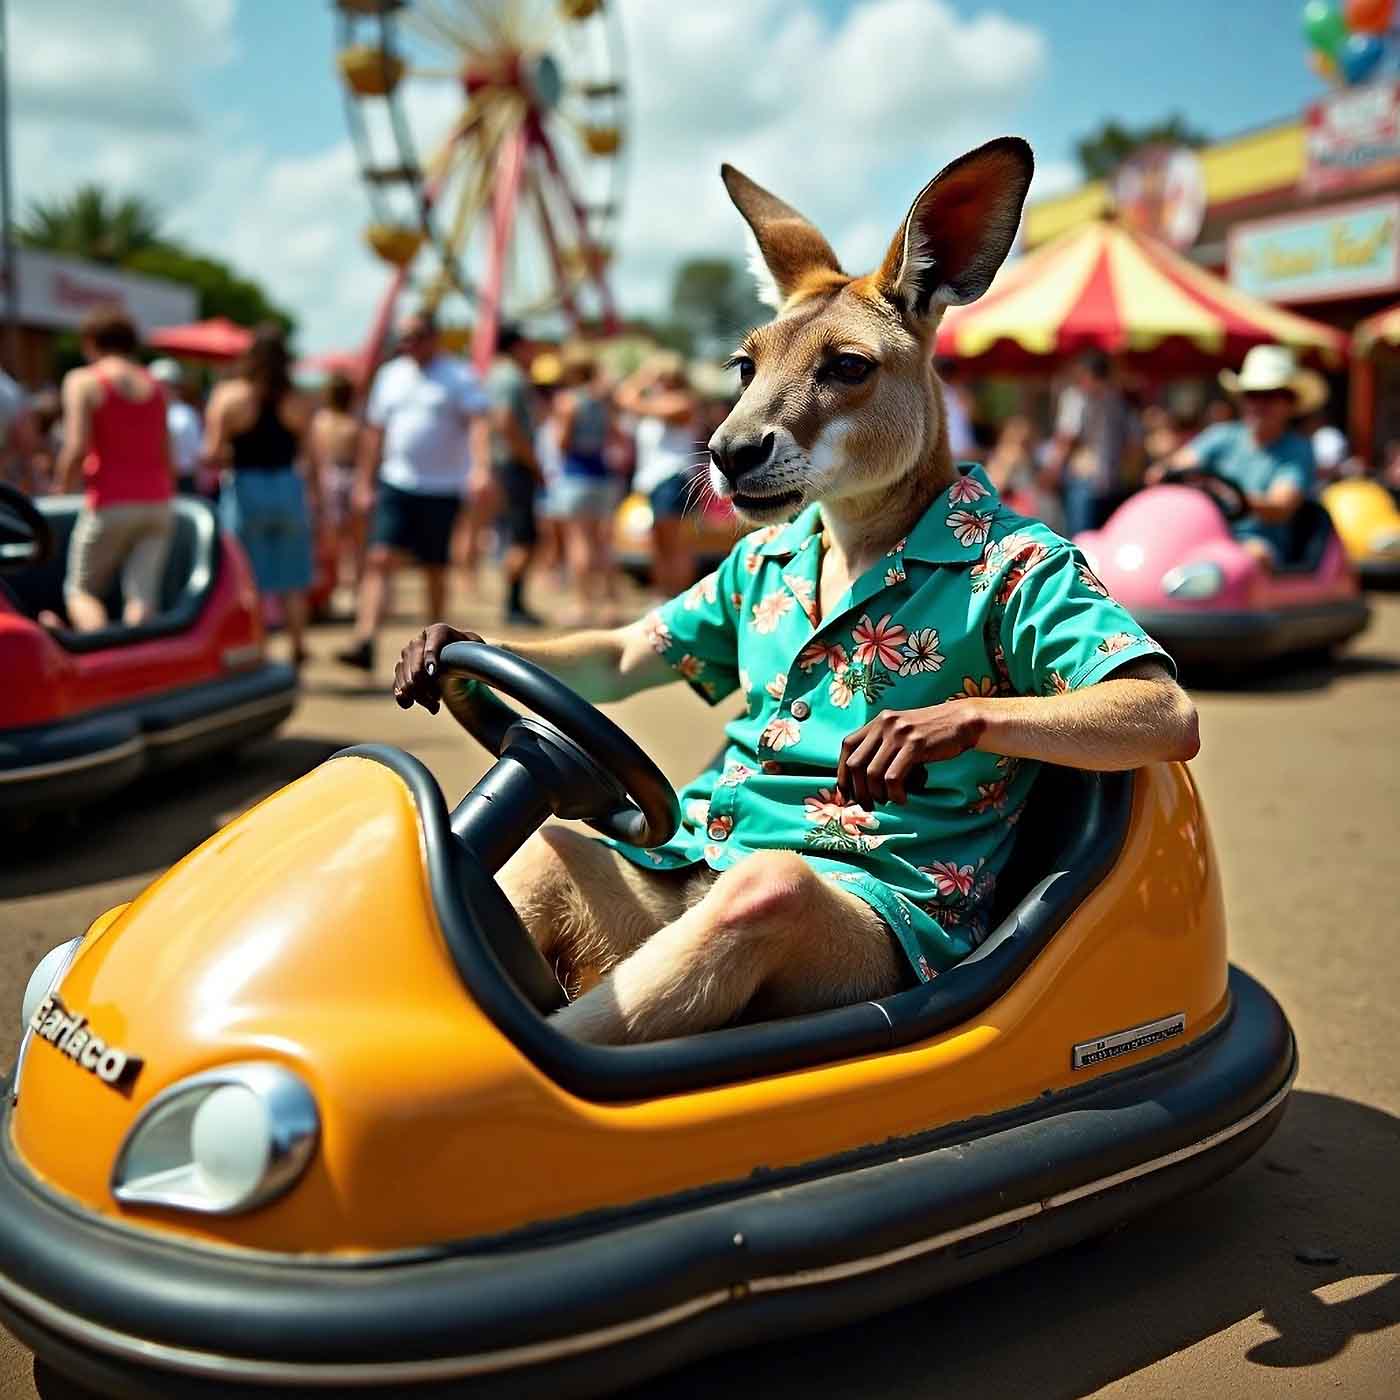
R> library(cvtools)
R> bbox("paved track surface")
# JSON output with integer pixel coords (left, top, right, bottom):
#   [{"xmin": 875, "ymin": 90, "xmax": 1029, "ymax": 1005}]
[{"xmin": 2, "ymin": 590, "xmax": 1397, "ymax": 1400}]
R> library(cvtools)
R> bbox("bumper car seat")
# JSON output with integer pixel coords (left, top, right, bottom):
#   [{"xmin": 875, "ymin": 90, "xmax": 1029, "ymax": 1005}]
[
  {"xmin": 5, "ymin": 498, "xmax": 219, "ymax": 651},
  {"xmin": 1275, "ymin": 499, "xmax": 1335, "ymax": 575}
]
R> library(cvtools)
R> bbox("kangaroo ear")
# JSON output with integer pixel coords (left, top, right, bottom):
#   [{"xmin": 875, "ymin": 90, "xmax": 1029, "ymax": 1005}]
[
  {"xmin": 721, "ymin": 164, "xmax": 842, "ymax": 310},
  {"xmin": 877, "ymin": 137, "xmax": 1034, "ymax": 320}
]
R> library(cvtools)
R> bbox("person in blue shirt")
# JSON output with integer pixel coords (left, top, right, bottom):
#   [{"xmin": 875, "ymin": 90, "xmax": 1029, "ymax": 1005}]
[{"xmin": 1149, "ymin": 345, "xmax": 1326, "ymax": 568}]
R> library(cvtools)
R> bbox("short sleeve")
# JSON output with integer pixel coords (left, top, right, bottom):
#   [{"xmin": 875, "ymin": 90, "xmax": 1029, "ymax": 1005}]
[
  {"xmin": 1272, "ymin": 436, "xmax": 1315, "ymax": 494},
  {"xmin": 1054, "ymin": 386, "xmax": 1085, "ymax": 438},
  {"xmin": 451, "ymin": 364, "xmax": 491, "ymax": 416},
  {"xmin": 1188, "ymin": 423, "xmax": 1229, "ymax": 470},
  {"xmin": 365, "ymin": 364, "xmax": 392, "ymax": 428},
  {"xmin": 997, "ymin": 544, "xmax": 1175, "ymax": 696},
  {"xmin": 642, "ymin": 543, "xmax": 745, "ymax": 705}
]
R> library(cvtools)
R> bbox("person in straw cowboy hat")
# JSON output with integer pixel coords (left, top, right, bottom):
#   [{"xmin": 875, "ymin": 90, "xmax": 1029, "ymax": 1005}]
[{"xmin": 1149, "ymin": 344, "xmax": 1326, "ymax": 568}]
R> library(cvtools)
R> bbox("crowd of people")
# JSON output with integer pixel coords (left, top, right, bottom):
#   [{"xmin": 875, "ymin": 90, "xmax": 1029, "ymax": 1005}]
[
  {"xmin": 1, "ymin": 307, "xmax": 1395, "ymax": 671},
  {"xmin": 0, "ymin": 306, "xmax": 732, "ymax": 672},
  {"xmin": 945, "ymin": 346, "xmax": 1383, "ymax": 559}
]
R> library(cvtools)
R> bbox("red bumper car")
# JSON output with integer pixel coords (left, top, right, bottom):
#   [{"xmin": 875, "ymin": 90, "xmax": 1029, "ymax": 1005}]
[{"xmin": 0, "ymin": 487, "xmax": 298, "ymax": 820}]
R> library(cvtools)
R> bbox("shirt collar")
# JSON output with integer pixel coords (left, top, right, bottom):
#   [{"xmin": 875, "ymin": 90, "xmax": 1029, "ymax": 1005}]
[{"xmin": 753, "ymin": 463, "xmax": 999, "ymax": 566}]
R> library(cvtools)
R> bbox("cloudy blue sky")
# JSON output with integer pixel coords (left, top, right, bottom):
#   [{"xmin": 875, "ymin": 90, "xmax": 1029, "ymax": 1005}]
[{"xmin": 14, "ymin": 1, "xmax": 1319, "ymax": 353}]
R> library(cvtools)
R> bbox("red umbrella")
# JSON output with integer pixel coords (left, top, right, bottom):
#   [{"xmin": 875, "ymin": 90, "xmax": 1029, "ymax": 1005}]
[{"xmin": 145, "ymin": 317, "xmax": 254, "ymax": 362}]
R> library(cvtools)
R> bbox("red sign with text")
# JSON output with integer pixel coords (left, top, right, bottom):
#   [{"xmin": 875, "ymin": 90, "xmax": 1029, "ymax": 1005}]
[{"xmin": 1305, "ymin": 81, "xmax": 1400, "ymax": 194}]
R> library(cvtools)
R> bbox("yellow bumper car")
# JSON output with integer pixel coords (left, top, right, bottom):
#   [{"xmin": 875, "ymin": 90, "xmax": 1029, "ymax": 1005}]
[
  {"xmin": 1, "ymin": 644, "xmax": 1295, "ymax": 1398},
  {"xmin": 1322, "ymin": 478, "xmax": 1400, "ymax": 587}
]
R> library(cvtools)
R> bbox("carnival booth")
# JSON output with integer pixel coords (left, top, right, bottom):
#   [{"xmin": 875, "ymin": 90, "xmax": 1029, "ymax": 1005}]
[
  {"xmin": 936, "ymin": 220, "xmax": 1368, "ymax": 664},
  {"xmin": 936, "ymin": 217, "xmax": 1348, "ymax": 373}
]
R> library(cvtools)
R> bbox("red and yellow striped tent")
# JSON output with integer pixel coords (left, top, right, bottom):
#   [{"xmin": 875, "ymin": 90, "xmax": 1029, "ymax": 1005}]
[
  {"xmin": 1353, "ymin": 302, "xmax": 1400, "ymax": 356},
  {"xmin": 936, "ymin": 219, "xmax": 1347, "ymax": 374}
]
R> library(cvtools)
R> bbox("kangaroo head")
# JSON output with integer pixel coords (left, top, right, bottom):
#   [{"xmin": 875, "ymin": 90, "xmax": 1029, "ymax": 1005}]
[{"xmin": 707, "ymin": 138, "xmax": 1034, "ymax": 530}]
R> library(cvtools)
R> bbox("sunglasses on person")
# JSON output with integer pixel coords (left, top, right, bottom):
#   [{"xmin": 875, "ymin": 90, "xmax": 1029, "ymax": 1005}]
[{"xmin": 1241, "ymin": 389, "xmax": 1294, "ymax": 404}]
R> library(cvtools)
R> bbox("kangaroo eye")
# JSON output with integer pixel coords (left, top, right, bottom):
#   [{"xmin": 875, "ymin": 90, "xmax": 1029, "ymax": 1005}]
[
  {"xmin": 829, "ymin": 354, "xmax": 875, "ymax": 385},
  {"xmin": 728, "ymin": 355, "xmax": 756, "ymax": 388}
]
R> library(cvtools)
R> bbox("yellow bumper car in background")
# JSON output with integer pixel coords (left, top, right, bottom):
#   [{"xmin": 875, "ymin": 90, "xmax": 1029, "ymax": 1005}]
[{"xmin": 1322, "ymin": 478, "xmax": 1400, "ymax": 587}]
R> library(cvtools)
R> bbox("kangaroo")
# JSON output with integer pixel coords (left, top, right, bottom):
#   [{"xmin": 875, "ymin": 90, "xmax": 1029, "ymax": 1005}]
[{"xmin": 394, "ymin": 137, "xmax": 1198, "ymax": 1045}]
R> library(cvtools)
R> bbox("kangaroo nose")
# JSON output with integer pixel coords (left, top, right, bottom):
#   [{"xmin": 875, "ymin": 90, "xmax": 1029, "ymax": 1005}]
[{"xmin": 709, "ymin": 432, "xmax": 776, "ymax": 486}]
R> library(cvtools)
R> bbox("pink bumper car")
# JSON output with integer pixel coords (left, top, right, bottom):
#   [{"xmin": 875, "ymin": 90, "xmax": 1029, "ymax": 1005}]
[{"xmin": 1075, "ymin": 468, "xmax": 1370, "ymax": 668}]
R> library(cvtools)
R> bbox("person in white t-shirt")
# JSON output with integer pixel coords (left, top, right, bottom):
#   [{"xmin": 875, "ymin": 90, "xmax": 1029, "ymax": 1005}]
[
  {"xmin": 148, "ymin": 358, "xmax": 204, "ymax": 494},
  {"xmin": 337, "ymin": 309, "xmax": 488, "ymax": 673},
  {"xmin": 614, "ymin": 354, "xmax": 699, "ymax": 596}
]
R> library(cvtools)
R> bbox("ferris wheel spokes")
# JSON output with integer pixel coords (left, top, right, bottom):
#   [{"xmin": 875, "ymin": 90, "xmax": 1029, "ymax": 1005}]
[{"xmin": 336, "ymin": 0, "xmax": 626, "ymax": 376}]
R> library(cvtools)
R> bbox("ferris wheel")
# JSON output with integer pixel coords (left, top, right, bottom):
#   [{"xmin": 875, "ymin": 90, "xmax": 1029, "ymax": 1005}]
[{"xmin": 333, "ymin": 0, "xmax": 627, "ymax": 375}]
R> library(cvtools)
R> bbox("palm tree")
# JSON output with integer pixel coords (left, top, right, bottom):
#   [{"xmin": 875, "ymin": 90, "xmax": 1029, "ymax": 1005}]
[{"xmin": 19, "ymin": 185, "xmax": 167, "ymax": 265}]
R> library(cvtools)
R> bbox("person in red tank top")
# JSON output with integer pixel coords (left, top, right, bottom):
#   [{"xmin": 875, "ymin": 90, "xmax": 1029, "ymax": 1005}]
[{"xmin": 53, "ymin": 307, "xmax": 174, "ymax": 631}]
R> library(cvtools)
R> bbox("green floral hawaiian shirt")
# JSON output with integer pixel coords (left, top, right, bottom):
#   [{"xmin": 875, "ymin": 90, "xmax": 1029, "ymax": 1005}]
[{"xmin": 605, "ymin": 464, "xmax": 1172, "ymax": 982}]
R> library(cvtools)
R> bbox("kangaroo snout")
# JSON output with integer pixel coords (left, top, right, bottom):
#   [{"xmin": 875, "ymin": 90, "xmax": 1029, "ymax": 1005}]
[{"xmin": 708, "ymin": 431, "xmax": 776, "ymax": 488}]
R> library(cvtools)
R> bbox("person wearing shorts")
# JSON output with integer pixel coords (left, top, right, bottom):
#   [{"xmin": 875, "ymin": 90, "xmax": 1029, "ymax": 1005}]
[
  {"xmin": 52, "ymin": 307, "xmax": 173, "ymax": 631},
  {"xmin": 337, "ymin": 309, "xmax": 489, "ymax": 672},
  {"xmin": 552, "ymin": 348, "xmax": 618, "ymax": 622},
  {"xmin": 204, "ymin": 324, "xmax": 320, "ymax": 667},
  {"xmin": 616, "ymin": 354, "xmax": 700, "ymax": 596},
  {"xmin": 482, "ymin": 325, "xmax": 543, "ymax": 627}
]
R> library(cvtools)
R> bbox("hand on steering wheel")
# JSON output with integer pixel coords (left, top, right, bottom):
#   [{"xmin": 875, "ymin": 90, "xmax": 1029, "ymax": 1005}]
[
  {"xmin": 1158, "ymin": 465, "xmax": 1251, "ymax": 523},
  {"xmin": 394, "ymin": 624, "xmax": 680, "ymax": 850},
  {"xmin": 394, "ymin": 622, "xmax": 473, "ymax": 715}
]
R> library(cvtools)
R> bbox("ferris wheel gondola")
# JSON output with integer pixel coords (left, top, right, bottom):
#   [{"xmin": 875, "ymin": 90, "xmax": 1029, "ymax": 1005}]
[{"xmin": 333, "ymin": 0, "xmax": 627, "ymax": 379}]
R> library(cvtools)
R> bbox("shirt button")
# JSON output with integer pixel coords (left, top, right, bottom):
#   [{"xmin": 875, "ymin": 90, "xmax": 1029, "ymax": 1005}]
[
  {"xmin": 790, "ymin": 699, "xmax": 811, "ymax": 720},
  {"xmin": 761, "ymin": 760, "xmax": 783, "ymax": 775}
]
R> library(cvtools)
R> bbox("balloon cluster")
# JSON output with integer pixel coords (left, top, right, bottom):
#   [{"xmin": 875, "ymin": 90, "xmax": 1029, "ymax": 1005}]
[{"xmin": 1302, "ymin": 0, "xmax": 1399, "ymax": 85}]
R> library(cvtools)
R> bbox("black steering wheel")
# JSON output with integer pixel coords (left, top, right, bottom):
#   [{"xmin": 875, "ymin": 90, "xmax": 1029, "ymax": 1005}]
[
  {"xmin": 435, "ymin": 641, "xmax": 679, "ymax": 868},
  {"xmin": 0, "ymin": 484, "xmax": 53, "ymax": 574},
  {"xmin": 1159, "ymin": 465, "xmax": 1250, "ymax": 523}
]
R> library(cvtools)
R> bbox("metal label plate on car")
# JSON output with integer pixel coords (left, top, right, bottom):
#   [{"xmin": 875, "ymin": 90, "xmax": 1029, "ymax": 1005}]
[
  {"xmin": 1072, "ymin": 1013, "xmax": 1185, "ymax": 1070},
  {"xmin": 26, "ymin": 994, "xmax": 142, "ymax": 1093}
]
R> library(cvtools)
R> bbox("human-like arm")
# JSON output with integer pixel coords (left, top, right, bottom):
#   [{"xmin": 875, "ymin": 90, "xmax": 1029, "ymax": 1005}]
[
  {"xmin": 1243, "ymin": 477, "xmax": 1304, "ymax": 523},
  {"xmin": 393, "ymin": 619, "xmax": 676, "ymax": 714},
  {"xmin": 291, "ymin": 397, "xmax": 323, "ymax": 521},
  {"xmin": 838, "ymin": 660, "xmax": 1198, "ymax": 806},
  {"xmin": 493, "ymin": 401, "xmax": 538, "ymax": 473},
  {"xmin": 54, "ymin": 373, "xmax": 95, "ymax": 494},
  {"xmin": 202, "ymin": 382, "xmax": 234, "ymax": 471},
  {"xmin": 353, "ymin": 422, "xmax": 384, "ymax": 514}
]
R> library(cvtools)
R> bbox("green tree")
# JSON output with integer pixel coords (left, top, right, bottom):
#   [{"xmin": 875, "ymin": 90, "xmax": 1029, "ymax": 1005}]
[
  {"xmin": 19, "ymin": 185, "xmax": 165, "ymax": 266},
  {"xmin": 124, "ymin": 246, "xmax": 293, "ymax": 335},
  {"xmin": 1074, "ymin": 114, "xmax": 1208, "ymax": 183},
  {"xmin": 669, "ymin": 258, "xmax": 770, "ymax": 358},
  {"xmin": 18, "ymin": 183, "xmax": 296, "ymax": 338}
]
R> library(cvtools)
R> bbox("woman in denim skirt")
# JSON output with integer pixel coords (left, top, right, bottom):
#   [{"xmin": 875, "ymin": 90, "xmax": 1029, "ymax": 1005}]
[{"xmin": 205, "ymin": 325, "xmax": 321, "ymax": 667}]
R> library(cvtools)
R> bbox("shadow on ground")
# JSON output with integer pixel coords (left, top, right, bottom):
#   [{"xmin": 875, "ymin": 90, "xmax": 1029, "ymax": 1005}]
[
  {"xmin": 630, "ymin": 1089, "xmax": 1400, "ymax": 1399},
  {"xmin": 0, "ymin": 734, "xmax": 348, "ymax": 898}
]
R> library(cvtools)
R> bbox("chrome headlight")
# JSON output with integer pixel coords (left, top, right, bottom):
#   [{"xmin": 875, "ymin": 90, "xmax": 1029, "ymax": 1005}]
[
  {"xmin": 12, "ymin": 938, "xmax": 82, "ymax": 1101},
  {"xmin": 111, "ymin": 1063, "xmax": 318, "ymax": 1215},
  {"xmin": 1162, "ymin": 562, "xmax": 1224, "ymax": 600}
]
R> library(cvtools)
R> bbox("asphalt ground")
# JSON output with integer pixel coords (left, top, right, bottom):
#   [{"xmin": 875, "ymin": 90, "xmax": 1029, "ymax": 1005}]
[{"xmin": 2, "ymin": 585, "xmax": 1397, "ymax": 1399}]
